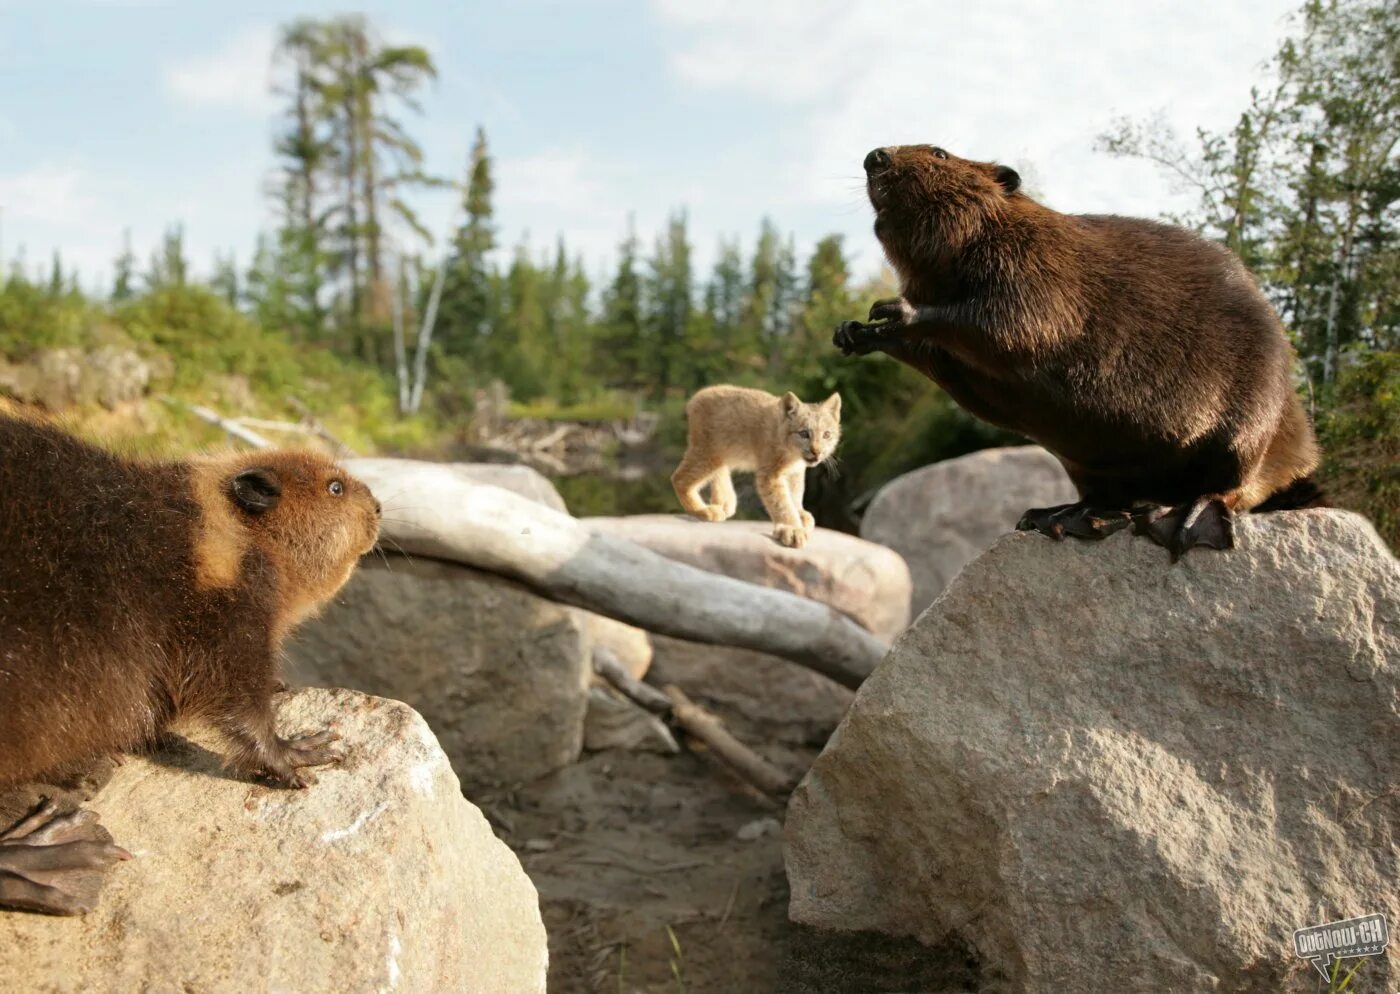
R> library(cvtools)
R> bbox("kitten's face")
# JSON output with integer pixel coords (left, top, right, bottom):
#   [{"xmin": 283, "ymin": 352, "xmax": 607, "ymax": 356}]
[{"xmin": 784, "ymin": 393, "xmax": 842, "ymax": 466}]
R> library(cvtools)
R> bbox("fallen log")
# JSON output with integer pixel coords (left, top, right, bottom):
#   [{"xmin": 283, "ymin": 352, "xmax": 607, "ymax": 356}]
[{"xmin": 349, "ymin": 458, "xmax": 885, "ymax": 688}]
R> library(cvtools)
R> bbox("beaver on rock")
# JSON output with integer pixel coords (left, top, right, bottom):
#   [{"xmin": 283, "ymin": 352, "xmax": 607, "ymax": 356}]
[
  {"xmin": 834, "ymin": 144, "xmax": 1322, "ymax": 558},
  {"xmin": 0, "ymin": 414, "xmax": 381, "ymax": 914}
]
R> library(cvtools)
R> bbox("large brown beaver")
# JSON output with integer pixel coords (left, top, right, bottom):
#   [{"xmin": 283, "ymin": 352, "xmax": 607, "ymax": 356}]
[
  {"xmin": 834, "ymin": 144, "xmax": 1321, "ymax": 558},
  {"xmin": 0, "ymin": 414, "xmax": 381, "ymax": 914}
]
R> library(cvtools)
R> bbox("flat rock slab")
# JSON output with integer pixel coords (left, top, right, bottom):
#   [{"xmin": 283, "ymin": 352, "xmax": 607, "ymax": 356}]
[
  {"xmin": 860, "ymin": 445, "xmax": 1076, "ymax": 618},
  {"xmin": 586, "ymin": 515, "xmax": 911, "ymax": 640},
  {"xmin": 1, "ymin": 688, "xmax": 547, "ymax": 994},
  {"xmin": 787, "ymin": 510, "xmax": 1400, "ymax": 994}
]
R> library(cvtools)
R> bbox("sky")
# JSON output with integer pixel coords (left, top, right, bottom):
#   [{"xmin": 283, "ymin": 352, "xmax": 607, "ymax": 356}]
[{"xmin": 0, "ymin": 0, "xmax": 1302, "ymax": 292}]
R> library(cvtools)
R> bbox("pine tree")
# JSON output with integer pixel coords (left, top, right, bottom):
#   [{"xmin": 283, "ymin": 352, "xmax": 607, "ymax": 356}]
[
  {"xmin": 594, "ymin": 220, "xmax": 646, "ymax": 390},
  {"xmin": 210, "ymin": 251, "xmax": 240, "ymax": 307},
  {"xmin": 791, "ymin": 234, "xmax": 852, "ymax": 382},
  {"xmin": 644, "ymin": 211, "xmax": 693, "ymax": 399},
  {"xmin": 438, "ymin": 127, "xmax": 497, "ymax": 362},
  {"xmin": 112, "ymin": 229, "xmax": 137, "ymax": 302}
]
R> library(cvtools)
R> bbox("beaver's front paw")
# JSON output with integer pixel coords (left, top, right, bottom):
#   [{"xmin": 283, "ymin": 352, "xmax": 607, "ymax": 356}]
[{"xmin": 773, "ymin": 524, "xmax": 808, "ymax": 549}]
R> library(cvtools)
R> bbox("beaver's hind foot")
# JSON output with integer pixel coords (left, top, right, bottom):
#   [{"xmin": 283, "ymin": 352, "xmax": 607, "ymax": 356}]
[
  {"xmin": 1016, "ymin": 502, "xmax": 1134, "ymax": 541},
  {"xmin": 1132, "ymin": 498, "xmax": 1235, "ymax": 562},
  {"xmin": 259, "ymin": 730, "xmax": 343, "ymax": 789},
  {"xmin": 0, "ymin": 798, "xmax": 131, "ymax": 916}
]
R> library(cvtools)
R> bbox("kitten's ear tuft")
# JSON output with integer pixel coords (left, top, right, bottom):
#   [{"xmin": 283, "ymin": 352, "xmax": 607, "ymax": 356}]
[
  {"xmin": 824, "ymin": 392, "xmax": 842, "ymax": 416},
  {"xmin": 230, "ymin": 467, "xmax": 282, "ymax": 515},
  {"xmin": 781, "ymin": 392, "xmax": 801, "ymax": 414}
]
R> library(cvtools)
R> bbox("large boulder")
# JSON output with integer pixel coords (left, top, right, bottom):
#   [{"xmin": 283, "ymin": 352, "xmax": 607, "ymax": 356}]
[
  {"xmin": 2, "ymin": 688, "xmax": 547, "ymax": 993},
  {"xmin": 859, "ymin": 445, "xmax": 1077, "ymax": 618},
  {"xmin": 586, "ymin": 516, "xmax": 912, "ymax": 744},
  {"xmin": 787, "ymin": 510, "xmax": 1400, "ymax": 994},
  {"xmin": 287, "ymin": 556, "xmax": 591, "ymax": 788}
]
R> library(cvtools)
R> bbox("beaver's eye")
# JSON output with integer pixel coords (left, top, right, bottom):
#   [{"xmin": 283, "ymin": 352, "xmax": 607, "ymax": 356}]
[
  {"xmin": 932, "ymin": 147, "xmax": 948, "ymax": 160},
  {"xmin": 328, "ymin": 480, "xmax": 344, "ymax": 497}
]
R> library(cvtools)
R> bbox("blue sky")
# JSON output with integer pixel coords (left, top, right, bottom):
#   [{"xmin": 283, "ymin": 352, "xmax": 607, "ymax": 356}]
[{"xmin": 1, "ymin": 0, "xmax": 1300, "ymax": 291}]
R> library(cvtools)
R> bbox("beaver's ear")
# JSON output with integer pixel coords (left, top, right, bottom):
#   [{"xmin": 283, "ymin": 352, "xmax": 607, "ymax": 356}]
[
  {"xmin": 230, "ymin": 468, "xmax": 282, "ymax": 515},
  {"xmin": 994, "ymin": 165, "xmax": 1021, "ymax": 195},
  {"xmin": 781, "ymin": 392, "xmax": 801, "ymax": 415}
]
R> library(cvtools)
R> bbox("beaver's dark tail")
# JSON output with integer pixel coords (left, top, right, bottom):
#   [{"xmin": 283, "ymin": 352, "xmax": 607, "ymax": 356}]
[{"xmin": 1252, "ymin": 475, "xmax": 1329, "ymax": 512}]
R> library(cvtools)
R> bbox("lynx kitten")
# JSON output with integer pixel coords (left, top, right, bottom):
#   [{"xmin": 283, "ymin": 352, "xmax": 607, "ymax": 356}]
[{"xmin": 672, "ymin": 385, "xmax": 842, "ymax": 548}]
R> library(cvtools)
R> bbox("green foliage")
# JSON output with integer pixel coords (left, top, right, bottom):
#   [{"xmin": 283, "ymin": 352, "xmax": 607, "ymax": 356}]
[
  {"xmin": 1317, "ymin": 349, "xmax": 1400, "ymax": 546},
  {"xmin": 0, "ymin": 274, "xmax": 439, "ymax": 457}
]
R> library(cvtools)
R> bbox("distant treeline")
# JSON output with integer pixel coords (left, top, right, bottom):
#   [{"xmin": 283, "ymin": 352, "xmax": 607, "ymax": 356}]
[{"xmin": 4, "ymin": 1, "xmax": 1395, "ymax": 541}]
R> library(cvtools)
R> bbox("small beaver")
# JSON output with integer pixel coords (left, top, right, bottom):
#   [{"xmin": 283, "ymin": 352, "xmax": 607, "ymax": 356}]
[
  {"xmin": 0, "ymin": 414, "xmax": 381, "ymax": 914},
  {"xmin": 834, "ymin": 144, "xmax": 1321, "ymax": 558}
]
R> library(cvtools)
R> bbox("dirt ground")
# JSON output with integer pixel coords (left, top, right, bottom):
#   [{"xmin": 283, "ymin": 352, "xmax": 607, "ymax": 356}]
[{"xmin": 476, "ymin": 644, "xmax": 980, "ymax": 994}]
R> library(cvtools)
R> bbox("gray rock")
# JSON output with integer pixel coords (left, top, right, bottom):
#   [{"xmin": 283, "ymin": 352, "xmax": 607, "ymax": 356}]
[
  {"xmin": 787, "ymin": 510, "xmax": 1400, "ymax": 994},
  {"xmin": 859, "ymin": 445, "xmax": 1077, "ymax": 618},
  {"xmin": 287, "ymin": 556, "xmax": 591, "ymax": 789},
  {"xmin": 1, "ymin": 688, "xmax": 548, "ymax": 994}
]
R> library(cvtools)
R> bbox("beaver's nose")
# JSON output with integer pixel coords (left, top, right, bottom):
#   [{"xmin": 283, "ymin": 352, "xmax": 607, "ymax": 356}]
[{"xmin": 864, "ymin": 147, "xmax": 892, "ymax": 175}]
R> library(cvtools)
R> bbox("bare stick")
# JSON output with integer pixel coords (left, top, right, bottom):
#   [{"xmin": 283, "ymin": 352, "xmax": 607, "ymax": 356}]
[
  {"xmin": 349, "ymin": 458, "xmax": 885, "ymax": 688},
  {"xmin": 593, "ymin": 648, "xmax": 671, "ymax": 714},
  {"xmin": 663, "ymin": 685, "xmax": 796, "ymax": 796},
  {"xmin": 185, "ymin": 404, "xmax": 271, "ymax": 449},
  {"xmin": 285, "ymin": 395, "xmax": 356, "ymax": 457}
]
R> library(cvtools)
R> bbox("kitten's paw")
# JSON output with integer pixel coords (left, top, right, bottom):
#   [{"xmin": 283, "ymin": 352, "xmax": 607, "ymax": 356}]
[
  {"xmin": 773, "ymin": 524, "xmax": 808, "ymax": 548},
  {"xmin": 692, "ymin": 505, "xmax": 725, "ymax": 522},
  {"xmin": 800, "ymin": 510, "xmax": 815, "ymax": 532},
  {"xmin": 719, "ymin": 502, "xmax": 738, "ymax": 520}
]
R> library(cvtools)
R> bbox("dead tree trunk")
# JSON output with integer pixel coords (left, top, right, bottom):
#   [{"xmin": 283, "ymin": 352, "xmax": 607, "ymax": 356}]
[{"xmin": 349, "ymin": 458, "xmax": 885, "ymax": 688}]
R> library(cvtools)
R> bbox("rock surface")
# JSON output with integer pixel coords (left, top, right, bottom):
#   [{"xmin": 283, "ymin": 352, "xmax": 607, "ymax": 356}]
[
  {"xmin": 787, "ymin": 510, "xmax": 1400, "ymax": 994},
  {"xmin": 859, "ymin": 445, "xmax": 1077, "ymax": 618},
  {"xmin": 586, "ymin": 514, "xmax": 911, "ymax": 640},
  {"xmin": 587, "ymin": 515, "xmax": 911, "ymax": 746},
  {"xmin": 0, "ymin": 688, "xmax": 547, "ymax": 994},
  {"xmin": 287, "ymin": 555, "xmax": 591, "ymax": 788},
  {"xmin": 349, "ymin": 456, "xmax": 655, "ymax": 683}
]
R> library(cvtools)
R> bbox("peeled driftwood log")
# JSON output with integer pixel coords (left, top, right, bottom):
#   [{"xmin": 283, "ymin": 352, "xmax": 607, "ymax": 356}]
[{"xmin": 350, "ymin": 458, "xmax": 885, "ymax": 688}]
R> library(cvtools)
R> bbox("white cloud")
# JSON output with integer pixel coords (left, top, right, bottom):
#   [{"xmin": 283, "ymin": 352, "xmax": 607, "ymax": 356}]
[
  {"xmin": 0, "ymin": 164, "xmax": 99, "ymax": 227},
  {"xmin": 164, "ymin": 25, "xmax": 277, "ymax": 116},
  {"xmin": 652, "ymin": 0, "xmax": 1299, "ymax": 222}
]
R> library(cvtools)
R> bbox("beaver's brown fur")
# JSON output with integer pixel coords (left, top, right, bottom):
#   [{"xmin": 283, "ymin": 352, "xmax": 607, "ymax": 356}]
[
  {"xmin": 834, "ymin": 144, "xmax": 1321, "ymax": 556},
  {"xmin": 0, "ymin": 414, "xmax": 380, "ymax": 913}
]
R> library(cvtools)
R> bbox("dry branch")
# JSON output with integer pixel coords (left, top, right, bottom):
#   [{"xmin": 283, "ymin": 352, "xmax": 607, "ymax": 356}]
[
  {"xmin": 593, "ymin": 649, "xmax": 795, "ymax": 796},
  {"xmin": 592, "ymin": 648, "xmax": 671, "ymax": 714},
  {"xmin": 349, "ymin": 458, "xmax": 885, "ymax": 688},
  {"xmin": 662, "ymin": 685, "xmax": 797, "ymax": 796},
  {"xmin": 184, "ymin": 404, "xmax": 272, "ymax": 449}
]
